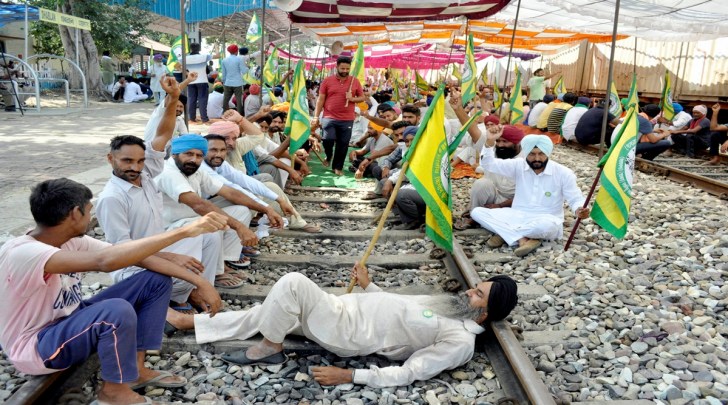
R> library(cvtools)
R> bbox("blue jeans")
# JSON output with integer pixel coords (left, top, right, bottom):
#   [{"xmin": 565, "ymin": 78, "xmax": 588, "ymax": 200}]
[
  {"xmin": 36, "ymin": 271, "xmax": 172, "ymax": 383},
  {"xmin": 188, "ymin": 82, "xmax": 209, "ymax": 122},
  {"xmin": 321, "ymin": 118, "xmax": 354, "ymax": 171}
]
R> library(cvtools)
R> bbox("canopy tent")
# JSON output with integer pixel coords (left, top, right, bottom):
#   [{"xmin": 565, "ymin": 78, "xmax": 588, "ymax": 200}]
[
  {"xmin": 0, "ymin": 3, "xmax": 38, "ymax": 28},
  {"xmin": 493, "ymin": 0, "xmax": 728, "ymax": 41},
  {"xmin": 279, "ymin": 0, "xmax": 511, "ymax": 24}
]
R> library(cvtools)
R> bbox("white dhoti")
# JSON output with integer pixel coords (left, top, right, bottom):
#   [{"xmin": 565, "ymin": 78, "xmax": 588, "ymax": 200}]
[
  {"xmin": 471, "ymin": 207, "xmax": 562, "ymax": 246},
  {"xmin": 209, "ymin": 196, "xmax": 253, "ymax": 271},
  {"xmin": 469, "ymin": 174, "xmax": 516, "ymax": 212}
]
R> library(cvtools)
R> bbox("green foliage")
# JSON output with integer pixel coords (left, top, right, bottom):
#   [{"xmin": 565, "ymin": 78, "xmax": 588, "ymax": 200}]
[{"xmin": 28, "ymin": 0, "xmax": 154, "ymax": 57}]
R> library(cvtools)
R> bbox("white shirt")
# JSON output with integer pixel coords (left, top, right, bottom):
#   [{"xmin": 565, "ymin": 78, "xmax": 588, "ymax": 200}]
[
  {"xmin": 213, "ymin": 160, "xmax": 279, "ymax": 201},
  {"xmin": 155, "ymin": 159, "xmax": 224, "ymax": 228},
  {"xmin": 186, "ymin": 53, "xmax": 212, "ymax": 84},
  {"xmin": 480, "ymin": 145, "xmax": 585, "ymax": 219},
  {"xmin": 527, "ymin": 102, "xmax": 548, "ymax": 127},
  {"xmin": 561, "ymin": 105, "xmax": 589, "ymax": 141},
  {"xmin": 199, "ymin": 162, "xmax": 267, "ymax": 206},
  {"xmin": 96, "ymin": 143, "xmax": 167, "ymax": 278},
  {"xmin": 150, "ymin": 63, "xmax": 167, "ymax": 92},
  {"xmin": 207, "ymin": 91, "xmax": 236, "ymax": 119},
  {"xmin": 123, "ymin": 81, "xmax": 144, "ymax": 103},
  {"xmin": 656, "ymin": 110, "xmax": 691, "ymax": 131}
]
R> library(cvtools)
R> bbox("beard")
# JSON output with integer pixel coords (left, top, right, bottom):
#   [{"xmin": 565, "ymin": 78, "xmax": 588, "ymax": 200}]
[
  {"xmin": 337, "ymin": 69, "xmax": 349, "ymax": 78},
  {"xmin": 205, "ymin": 156, "xmax": 224, "ymax": 168},
  {"xmin": 174, "ymin": 156, "xmax": 200, "ymax": 176},
  {"xmin": 417, "ymin": 293, "xmax": 485, "ymax": 322},
  {"xmin": 495, "ymin": 146, "xmax": 518, "ymax": 159},
  {"xmin": 527, "ymin": 158, "xmax": 548, "ymax": 170},
  {"xmin": 114, "ymin": 168, "xmax": 141, "ymax": 183}
]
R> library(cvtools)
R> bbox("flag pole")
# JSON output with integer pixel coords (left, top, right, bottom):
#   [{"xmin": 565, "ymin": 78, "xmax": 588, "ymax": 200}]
[
  {"xmin": 563, "ymin": 167, "xmax": 603, "ymax": 251},
  {"xmin": 179, "ymin": 0, "xmax": 188, "ymax": 127},
  {"xmin": 260, "ymin": 1, "xmax": 267, "ymax": 105},
  {"xmin": 287, "ymin": 25, "xmax": 292, "ymax": 71},
  {"xmin": 597, "ymin": 0, "xmax": 621, "ymax": 159},
  {"xmin": 346, "ymin": 161, "xmax": 411, "ymax": 293},
  {"xmin": 498, "ymin": 0, "xmax": 521, "ymax": 116}
]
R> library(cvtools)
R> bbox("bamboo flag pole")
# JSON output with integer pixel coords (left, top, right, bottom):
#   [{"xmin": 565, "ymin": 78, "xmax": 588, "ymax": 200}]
[
  {"xmin": 597, "ymin": 0, "xmax": 621, "ymax": 159},
  {"xmin": 346, "ymin": 161, "xmax": 411, "ymax": 293},
  {"xmin": 498, "ymin": 0, "xmax": 521, "ymax": 117},
  {"xmin": 563, "ymin": 166, "xmax": 603, "ymax": 251}
]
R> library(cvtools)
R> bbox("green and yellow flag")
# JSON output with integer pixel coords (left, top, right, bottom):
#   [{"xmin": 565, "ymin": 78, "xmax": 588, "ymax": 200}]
[
  {"xmin": 553, "ymin": 76, "xmax": 567, "ymax": 95},
  {"xmin": 263, "ymin": 46, "xmax": 279, "ymax": 86},
  {"xmin": 243, "ymin": 71, "xmax": 260, "ymax": 85},
  {"xmin": 478, "ymin": 64, "xmax": 488, "ymax": 86},
  {"xmin": 246, "ymin": 12, "xmax": 262, "ymax": 43},
  {"xmin": 265, "ymin": 85, "xmax": 280, "ymax": 104},
  {"xmin": 415, "ymin": 70, "xmax": 430, "ymax": 92},
  {"xmin": 448, "ymin": 110, "xmax": 482, "ymax": 158},
  {"xmin": 166, "ymin": 34, "xmax": 189, "ymax": 74},
  {"xmin": 284, "ymin": 60, "xmax": 311, "ymax": 153},
  {"xmin": 461, "ymin": 33, "xmax": 477, "ymax": 107},
  {"xmin": 451, "ymin": 64, "xmax": 462, "ymax": 82},
  {"xmin": 608, "ymin": 81, "xmax": 623, "ymax": 117},
  {"xmin": 493, "ymin": 80, "xmax": 503, "ymax": 110},
  {"xmin": 590, "ymin": 106, "xmax": 639, "ymax": 239},
  {"xmin": 350, "ymin": 38, "xmax": 366, "ymax": 85},
  {"xmin": 660, "ymin": 70, "xmax": 675, "ymax": 121},
  {"xmin": 392, "ymin": 77, "xmax": 401, "ymax": 103},
  {"xmin": 625, "ymin": 73, "xmax": 639, "ymax": 110},
  {"xmin": 404, "ymin": 84, "xmax": 453, "ymax": 252},
  {"xmin": 509, "ymin": 66, "xmax": 524, "ymax": 124}
]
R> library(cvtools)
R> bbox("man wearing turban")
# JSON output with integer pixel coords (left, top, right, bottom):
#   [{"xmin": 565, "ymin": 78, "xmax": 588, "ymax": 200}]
[
  {"xmin": 155, "ymin": 132, "xmax": 283, "ymax": 287},
  {"xmin": 165, "ymin": 264, "xmax": 518, "ymax": 388},
  {"xmin": 220, "ymin": 44, "xmax": 245, "ymax": 116},
  {"xmin": 448, "ymin": 92, "xmax": 524, "ymax": 231},
  {"xmin": 473, "ymin": 132, "xmax": 590, "ymax": 256}
]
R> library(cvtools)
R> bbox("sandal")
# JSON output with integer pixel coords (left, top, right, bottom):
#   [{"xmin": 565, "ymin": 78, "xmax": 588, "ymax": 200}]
[
  {"xmin": 169, "ymin": 301, "xmax": 197, "ymax": 315},
  {"xmin": 454, "ymin": 217, "xmax": 477, "ymax": 231},
  {"xmin": 241, "ymin": 246, "xmax": 261, "ymax": 258},
  {"xmin": 225, "ymin": 257, "xmax": 251, "ymax": 270},
  {"xmin": 129, "ymin": 370, "xmax": 187, "ymax": 390},
  {"xmin": 214, "ymin": 273, "xmax": 244, "ymax": 289}
]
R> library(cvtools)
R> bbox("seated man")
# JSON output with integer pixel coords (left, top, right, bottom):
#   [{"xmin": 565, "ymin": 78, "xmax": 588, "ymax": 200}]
[
  {"xmin": 213, "ymin": 116, "xmax": 322, "ymax": 233},
  {"xmin": 655, "ymin": 102, "xmax": 692, "ymax": 132},
  {"xmin": 365, "ymin": 124, "xmax": 416, "ymax": 201},
  {"xmin": 473, "ymin": 133, "xmax": 590, "ymax": 257},
  {"xmin": 155, "ymin": 134, "xmax": 283, "ymax": 287},
  {"xmin": 561, "ymin": 97, "xmax": 591, "ymax": 142},
  {"xmin": 98, "ymin": 78, "xmax": 224, "ymax": 317},
  {"xmin": 448, "ymin": 93, "xmax": 523, "ymax": 230},
  {"xmin": 707, "ymin": 103, "xmax": 728, "ymax": 165},
  {"xmin": 526, "ymin": 94, "xmax": 554, "ymax": 128},
  {"xmin": 670, "ymin": 104, "xmax": 711, "ymax": 157},
  {"xmin": 0, "ymin": 178, "xmax": 226, "ymax": 404},
  {"xmin": 611, "ymin": 104, "xmax": 671, "ymax": 161},
  {"xmin": 536, "ymin": 93, "xmax": 564, "ymax": 131},
  {"xmin": 349, "ymin": 123, "xmax": 394, "ymax": 179},
  {"xmin": 574, "ymin": 99, "xmax": 619, "ymax": 146},
  {"xmin": 546, "ymin": 92, "xmax": 576, "ymax": 134},
  {"xmin": 165, "ymin": 264, "xmax": 518, "ymax": 388},
  {"xmin": 208, "ymin": 82, "xmax": 236, "ymax": 119},
  {"xmin": 123, "ymin": 77, "xmax": 152, "ymax": 103}
]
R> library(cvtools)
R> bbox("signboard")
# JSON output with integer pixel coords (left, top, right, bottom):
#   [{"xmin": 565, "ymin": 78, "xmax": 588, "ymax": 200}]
[{"xmin": 39, "ymin": 8, "xmax": 91, "ymax": 30}]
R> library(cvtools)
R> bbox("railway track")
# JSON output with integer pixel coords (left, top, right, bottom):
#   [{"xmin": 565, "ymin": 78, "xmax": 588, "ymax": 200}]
[
  {"xmin": 6, "ymin": 184, "xmax": 555, "ymax": 405},
  {"xmin": 563, "ymin": 141, "xmax": 728, "ymax": 199}
]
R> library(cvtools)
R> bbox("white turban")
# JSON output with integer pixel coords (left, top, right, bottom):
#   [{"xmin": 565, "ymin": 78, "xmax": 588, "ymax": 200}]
[{"xmin": 520, "ymin": 134, "xmax": 554, "ymax": 157}]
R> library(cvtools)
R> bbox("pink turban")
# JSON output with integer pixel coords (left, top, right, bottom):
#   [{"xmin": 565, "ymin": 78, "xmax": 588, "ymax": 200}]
[
  {"xmin": 208, "ymin": 121, "xmax": 240, "ymax": 137},
  {"xmin": 483, "ymin": 115, "xmax": 500, "ymax": 125}
]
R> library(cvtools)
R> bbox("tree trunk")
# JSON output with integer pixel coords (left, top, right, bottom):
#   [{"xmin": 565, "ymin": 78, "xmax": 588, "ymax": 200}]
[{"xmin": 57, "ymin": 0, "xmax": 108, "ymax": 100}]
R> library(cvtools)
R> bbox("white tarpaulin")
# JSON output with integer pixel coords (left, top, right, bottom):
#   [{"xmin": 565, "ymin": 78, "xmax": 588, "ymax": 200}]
[{"xmin": 494, "ymin": 0, "xmax": 728, "ymax": 41}]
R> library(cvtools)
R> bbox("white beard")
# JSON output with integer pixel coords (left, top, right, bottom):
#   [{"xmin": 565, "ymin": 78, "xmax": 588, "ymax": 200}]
[{"xmin": 417, "ymin": 293, "xmax": 484, "ymax": 321}]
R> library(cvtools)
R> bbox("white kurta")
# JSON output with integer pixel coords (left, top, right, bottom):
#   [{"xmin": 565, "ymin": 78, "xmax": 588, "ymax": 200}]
[
  {"xmin": 194, "ymin": 273, "xmax": 484, "ymax": 388},
  {"xmin": 471, "ymin": 145, "xmax": 585, "ymax": 245}
]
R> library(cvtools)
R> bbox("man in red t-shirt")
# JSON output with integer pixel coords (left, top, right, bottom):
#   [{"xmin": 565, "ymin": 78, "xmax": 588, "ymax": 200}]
[{"xmin": 311, "ymin": 56, "xmax": 366, "ymax": 176}]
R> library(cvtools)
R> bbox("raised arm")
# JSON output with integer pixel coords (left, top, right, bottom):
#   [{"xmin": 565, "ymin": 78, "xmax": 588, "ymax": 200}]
[{"xmin": 153, "ymin": 77, "xmax": 183, "ymax": 151}]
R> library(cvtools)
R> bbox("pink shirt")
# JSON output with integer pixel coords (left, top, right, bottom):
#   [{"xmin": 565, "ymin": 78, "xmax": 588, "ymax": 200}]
[
  {"xmin": 320, "ymin": 74, "xmax": 363, "ymax": 121},
  {"xmin": 0, "ymin": 235, "xmax": 109, "ymax": 374}
]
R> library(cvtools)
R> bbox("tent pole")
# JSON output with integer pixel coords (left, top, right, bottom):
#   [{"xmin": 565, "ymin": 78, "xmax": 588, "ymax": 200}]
[
  {"xmin": 180, "ymin": 0, "xmax": 188, "ymax": 126},
  {"xmin": 260, "ymin": 1, "xmax": 266, "ymax": 104},
  {"xmin": 499, "ymin": 0, "xmax": 521, "ymax": 116},
  {"xmin": 674, "ymin": 41, "xmax": 685, "ymax": 100},
  {"xmin": 597, "ymin": 0, "xmax": 621, "ymax": 158},
  {"xmin": 287, "ymin": 25, "xmax": 292, "ymax": 71},
  {"xmin": 24, "ymin": 1, "xmax": 29, "ymax": 60},
  {"xmin": 445, "ymin": 39, "xmax": 455, "ymax": 82},
  {"xmin": 75, "ymin": 28, "xmax": 79, "ymax": 65},
  {"xmin": 632, "ymin": 37, "xmax": 637, "ymax": 75}
]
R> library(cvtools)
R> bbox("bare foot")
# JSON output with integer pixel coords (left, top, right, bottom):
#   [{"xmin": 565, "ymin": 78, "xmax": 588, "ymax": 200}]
[
  {"xmin": 97, "ymin": 382, "xmax": 147, "ymax": 405},
  {"xmin": 333, "ymin": 169, "xmax": 344, "ymax": 176},
  {"xmin": 703, "ymin": 158, "xmax": 721, "ymax": 165},
  {"xmin": 166, "ymin": 309, "xmax": 195, "ymax": 331}
]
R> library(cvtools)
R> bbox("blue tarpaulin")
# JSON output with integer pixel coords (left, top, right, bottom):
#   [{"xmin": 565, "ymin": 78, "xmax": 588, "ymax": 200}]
[
  {"xmin": 0, "ymin": 3, "xmax": 39, "ymax": 27},
  {"xmin": 108, "ymin": 0, "xmax": 265, "ymax": 23}
]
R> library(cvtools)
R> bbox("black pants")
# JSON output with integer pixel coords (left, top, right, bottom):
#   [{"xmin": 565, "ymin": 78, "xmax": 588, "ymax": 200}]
[
  {"xmin": 351, "ymin": 158, "xmax": 380, "ymax": 178},
  {"xmin": 322, "ymin": 118, "xmax": 354, "ymax": 171},
  {"xmin": 394, "ymin": 188, "xmax": 426, "ymax": 225},
  {"xmin": 672, "ymin": 133, "xmax": 709, "ymax": 157},
  {"xmin": 709, "ymin": 131, "xmax": 728, "ymax": 156},
  {"xmin": 223, "ymin": 85, "xmax": 244, "ymax": 115},
  {"xmin": 636, "ymin": 140, "xmax": 671, "ymax": 161}
]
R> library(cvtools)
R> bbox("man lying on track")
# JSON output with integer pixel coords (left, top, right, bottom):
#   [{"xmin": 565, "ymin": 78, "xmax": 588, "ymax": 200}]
[
  {"xmin": 165, "ymin": 264, "xmax": 517, "ymax": 388},
  {"xmin": 0, "ymin": 178, "xmax": 228, "ymax": 405}
]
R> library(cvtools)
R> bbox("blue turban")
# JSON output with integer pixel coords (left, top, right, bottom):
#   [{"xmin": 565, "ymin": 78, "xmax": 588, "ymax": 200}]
[
  {"xmin": 403, "ymin": 126, "xmax": 418, "ymax": 138},
  {"xmin": 672, "ymin": 102, "xmax": 683, "ymax": 113},
  {"xmin": 171, "ymin": 134, "xmax": 208, "ymax": 156},
  {"xmin": 520, "ymin": 134, "xmax": 554, "ymax": 157}
]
